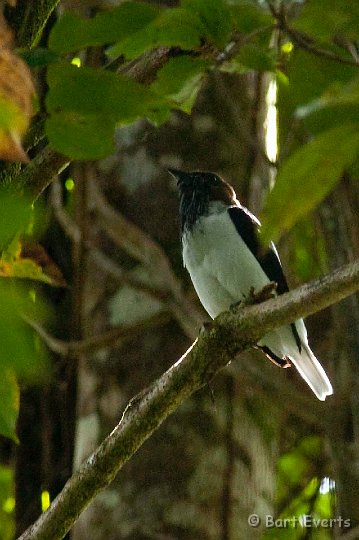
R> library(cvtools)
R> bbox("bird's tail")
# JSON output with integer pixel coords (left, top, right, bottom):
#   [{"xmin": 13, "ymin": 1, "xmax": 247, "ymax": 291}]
[{"xmin": 289, "ymin": 343, "xmax": 333, "ymax": 401}]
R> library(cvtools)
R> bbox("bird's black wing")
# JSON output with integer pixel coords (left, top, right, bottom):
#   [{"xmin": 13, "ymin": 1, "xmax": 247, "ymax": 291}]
[
  {"xmin": 228, "ymin": 206, "xmax": 302, "ymax": 353},
  {"xmin": 228, "ymin": 206, "xmax": 289, "ymax": 292},
  {"xmin": 260, "ymin": 247, "xmax": 289, "ymax": 295}
]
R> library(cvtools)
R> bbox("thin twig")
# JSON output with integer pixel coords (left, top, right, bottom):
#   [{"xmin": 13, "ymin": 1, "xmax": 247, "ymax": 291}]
[
  {"xmin": 216, "ymin": 25, "xmax": 275, "ymax": 65},
  {"xmin": 25, "ymin": 311, "xmax": 171, "ymax": 357},
  {"xmin": 285, "ymin": 26, "xmax": 359, "ymax": 68},
  {"xmin": 267, "ymin": 1, "xmax": 359, "ymax": 68},
  {"xmin": 50, "ymin": 179, "xmax": 81, "ymax": 243}
]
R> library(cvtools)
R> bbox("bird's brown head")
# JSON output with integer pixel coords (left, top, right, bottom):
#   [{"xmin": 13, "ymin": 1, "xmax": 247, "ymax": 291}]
[{"xmin": 168, "ymin": 169, "xmax": 237, "ymax": 232}]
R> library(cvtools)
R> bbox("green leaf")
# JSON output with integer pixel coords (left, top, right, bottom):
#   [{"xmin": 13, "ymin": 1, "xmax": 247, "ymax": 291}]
[
  {"xmin": 46, "ymin": 63, "xmax": 171, "ymax": 158},
  {"xmin": 47, "ymin": 63, "xmax": 165, "ymax": 121},
  {"xmin": 49, "ymin": 2, "xmax": 161, "ymax": 54},
  {"xmin": 230, "ymin": 3, "xmax": 273, "ymax": 33},
  {"xmin": 0, "ymin": 191, "xmax": 32, "ymax": 247},
  {"xmin": 295, "ymin": 76, "xmax": 359, "ymax": 134},
  {"xmin": 0, "ymin": 371, "xmax": 19, "ymax": 442},
  {"xmin": 299, "ymin": 435, "xmax": 321, "ymax": 456},
  {"xmin": 46, "ymin": 112, "xmax": 116, "ymax": 160},
  {"xmin": 107, "ymin": 8, "xmax": 205, "ymax": 60},
  {"xmin": 315, "ymin": 488, "xmax": 334, "ymax": 518},
  {"xmin": 0, "ymin": 237, "xmax": 64, "ymax": 286},
  {"xmin": 0, "ymin": 283, "xmax": 48, "ymax": 380},
  {"xmin": 278, "ymin": 451, "xmax": 310, "ymax": 486},
  {"xmin": 261, "ymin": 124, "xmax": 359, "ymax": 243},
  {"xmin": 145, "ymin": 107, "xmax": 172, "ymax": 127},
  {"xmin": 277, "ymin": 49, "xmax": 357, "ymax": 159},
  {"xmin": 182, "ymin": 0, "xmax": 232, "ymax": 49},
  {"xmin": 151, "ymin": 56, "xmax": 209, "ymax": 110},
  {"xmin": 236, "ymin": 43, "xmax": 275, "ymax": 72},
  {"xmin": 293, "ymin": 0, "xmax": 359, "ymax": 42},
  {"xmin": 19, "ymin": 47, "xmax": 59, "ymax": 67},
  {"xmin": 296, "ymin": 75, "xmax": 359, "ymax": 115},
  {"xmin": 291, "ymin": 218, "xmax": 327, "ymax": 281},
  {"xmin": 286, "ymin": 51, "xmax": 357, "ymax": 108},
  {"xmin": 0, "ymin": 258, "xmax": 53, "ymax": 285},
  {"xmin": 300, "ymin": 103, "xmax": 359, "ymax": 136}
]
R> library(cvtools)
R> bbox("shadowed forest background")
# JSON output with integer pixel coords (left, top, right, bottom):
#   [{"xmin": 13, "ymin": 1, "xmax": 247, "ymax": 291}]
[{"xmin": 0, "ymin": 0, "xmax": 359, "ymax": 539}]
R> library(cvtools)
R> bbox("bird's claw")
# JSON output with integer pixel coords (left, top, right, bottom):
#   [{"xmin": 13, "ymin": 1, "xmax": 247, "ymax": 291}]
[
  {"xmin": 231, "ymin": 282, "xmax": 277, "ymax": 311},
  {"xmin": 247, "ymin": 282, "xmax": 277, "ymax": 305}
]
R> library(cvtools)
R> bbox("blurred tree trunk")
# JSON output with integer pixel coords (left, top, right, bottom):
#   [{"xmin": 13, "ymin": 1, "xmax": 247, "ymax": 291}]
[
  {"xmin": 70, "ymin": 71, "xmax": 279, "ymax": 540},
  {"xmin": 319, "ymin": 177, "xmax": 359, "ymax": 526}
]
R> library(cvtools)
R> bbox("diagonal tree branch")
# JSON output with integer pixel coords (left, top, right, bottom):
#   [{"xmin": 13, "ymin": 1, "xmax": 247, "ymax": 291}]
[{"xmin": 18, "ymin": 259, "xmax": 359, "ymax": 540}]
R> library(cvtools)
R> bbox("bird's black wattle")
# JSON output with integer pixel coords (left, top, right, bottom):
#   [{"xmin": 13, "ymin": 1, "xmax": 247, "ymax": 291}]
[
  {"xmin": 172, "ymin": 169, "xmax": 232, "ymax": 233},
  {"xmin": 180, "ymin": 190, "xmax": 210, "ymax": 233},
  {"xmin": 227, "ymin": 206, "xmax": 302, "ymax": 353}
]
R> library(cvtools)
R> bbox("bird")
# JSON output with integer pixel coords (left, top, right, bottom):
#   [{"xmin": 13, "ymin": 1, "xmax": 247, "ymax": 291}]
[{"xmin": 169, "ymin": 168, "xmax": 333, "ymax": 401}]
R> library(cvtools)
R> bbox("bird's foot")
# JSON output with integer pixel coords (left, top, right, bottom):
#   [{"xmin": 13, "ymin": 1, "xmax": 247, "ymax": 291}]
[
  {"xmin": 247, "ymin": 282, "xmax": 277, "ymax": 305},
  {"xmin": 230, "ymin": 283, "xmax": 277, "ymax": 314},
  {"xmin": 258, "ymin": 345, "xmax": 292, "ymax": 368}
]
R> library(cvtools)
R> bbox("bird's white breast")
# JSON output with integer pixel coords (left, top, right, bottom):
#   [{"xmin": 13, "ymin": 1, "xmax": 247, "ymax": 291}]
[{"xmin": 182, "ymin": 206, "xmax": 270, "ymax": 318}]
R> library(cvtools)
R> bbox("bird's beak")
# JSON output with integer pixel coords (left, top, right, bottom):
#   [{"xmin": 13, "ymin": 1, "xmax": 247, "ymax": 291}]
[
  {"xmin": 168, "ymin": 168, "xmax": 182, "ymax": 180},
  {"xmin": 168, "ymin": 168, "xmax": 191, "ymax": 187}
]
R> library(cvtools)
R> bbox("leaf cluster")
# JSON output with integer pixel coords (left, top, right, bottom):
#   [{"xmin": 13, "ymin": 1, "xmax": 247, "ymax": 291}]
[
  {"xmin": 33, "ymin": 0, "xmax": 274, "ymax": 159},
  {"xmin": 16, "ymin": 0, "xmax": 358, "ymax": 248}
]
